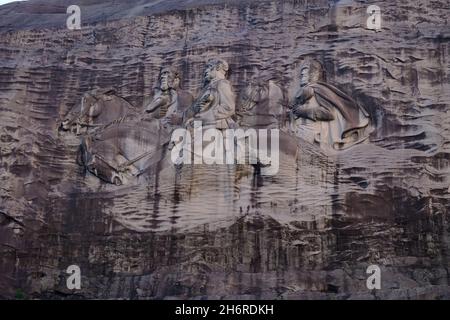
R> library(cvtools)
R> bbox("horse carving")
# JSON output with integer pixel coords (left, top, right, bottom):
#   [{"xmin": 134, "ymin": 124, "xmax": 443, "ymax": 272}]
[{"xmin": 60, "ymin": 88, "xmax": 139, "ymax": 135}]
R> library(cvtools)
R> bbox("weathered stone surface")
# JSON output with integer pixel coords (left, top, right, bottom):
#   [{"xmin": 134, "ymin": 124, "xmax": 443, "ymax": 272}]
[{"xmin": 0, "ymin": 0, "xmax": 449, "ymax": 299}]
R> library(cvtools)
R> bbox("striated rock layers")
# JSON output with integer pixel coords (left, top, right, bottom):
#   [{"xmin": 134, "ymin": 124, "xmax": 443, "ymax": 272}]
[{"xmin": 1, "ymin": 0, "xmax": 450, "ymax": 299}]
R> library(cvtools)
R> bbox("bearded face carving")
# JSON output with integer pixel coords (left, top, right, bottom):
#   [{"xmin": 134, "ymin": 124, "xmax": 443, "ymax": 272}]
[
  {"xmin": 291, "ymin": 60, "xmax": 371, "ymax": 151},
  {"xmin": 145, "ymin": 67, "xmax": 193, "ymax": 125},
  {"xmin": 187, "ymin": 58, "xmax": 236, "ymax": 130}
]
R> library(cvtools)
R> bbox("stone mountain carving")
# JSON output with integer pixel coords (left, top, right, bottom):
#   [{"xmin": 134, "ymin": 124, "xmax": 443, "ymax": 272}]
[
  {"xmin": 291, "ymin": 60, "xmax": 371, "ymax": 151},
  {"xmin": 78, "ymin": 121, "xmax": 168, "ymax": 185},
  {"xmin": 76, "ymin": 68, "xmax": 194, "ymax": 185},
  {"xmin": 2, "ymin": 0, "xmax": 449, "ymax": 300},
  {"xmin": 60, "ymin": 87, "xmax": 139, "ymax": 135},
  {"xmin": 188, "ymin": 58, "xmax": 236, "ymax": 129},
  {"xmin": 238, "ymin": 78, "xmax": 288, "ymax": 129},
  {"xmin": 71, "ymin": 57, "xmax": 375, "ymax": 185},
  {"xmin": 144, "ymin": 67, "xmax": 193, "ymax": 126}
]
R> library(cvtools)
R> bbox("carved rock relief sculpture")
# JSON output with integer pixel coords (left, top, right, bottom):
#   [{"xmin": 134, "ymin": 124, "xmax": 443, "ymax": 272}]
[
  {"xmin": 67, "ymin": 57, "xmax": 373, "ymax": 185},
  {"xmin": 144, "ymin": 67, "xmax": 193, "ymax": 127},
  {"xmin": 76, "ymin": 68, "xmax": 193, "ymax": 185},
  {"xmin": 3, "ymin": 0, "xmax": 449, "ymax": 300},
  {"xmin": 238, "ymin": 78, "xmax": 288, "ymax": 129},
  {"xmin": 78, "ymin": 121, "xmax": 171, "ymax": 185},
  {"xmin": 186, "ymin": 58, "xmax": 236, "ymax": 130},
  {"xmin": 290, "ymin": 59, "xmax": 372, "ymax": 151}
]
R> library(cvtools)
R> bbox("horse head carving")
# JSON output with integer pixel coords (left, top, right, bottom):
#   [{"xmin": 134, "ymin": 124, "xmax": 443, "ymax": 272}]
[{"xmin": 60, "ymin": 87, "xmax": 138, "ymax": 135}]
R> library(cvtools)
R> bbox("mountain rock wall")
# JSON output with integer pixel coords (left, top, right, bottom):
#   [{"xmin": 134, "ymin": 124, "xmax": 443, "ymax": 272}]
[{"xmin": 0, "ymin": 0, "xmax": 449, "ymax": 299}]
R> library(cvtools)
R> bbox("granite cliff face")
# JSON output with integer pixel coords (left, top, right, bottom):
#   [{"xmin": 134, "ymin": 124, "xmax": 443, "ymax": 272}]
[{"xmin": 1, "ymin": 0, "xmax": 450, "ymax": 299}]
